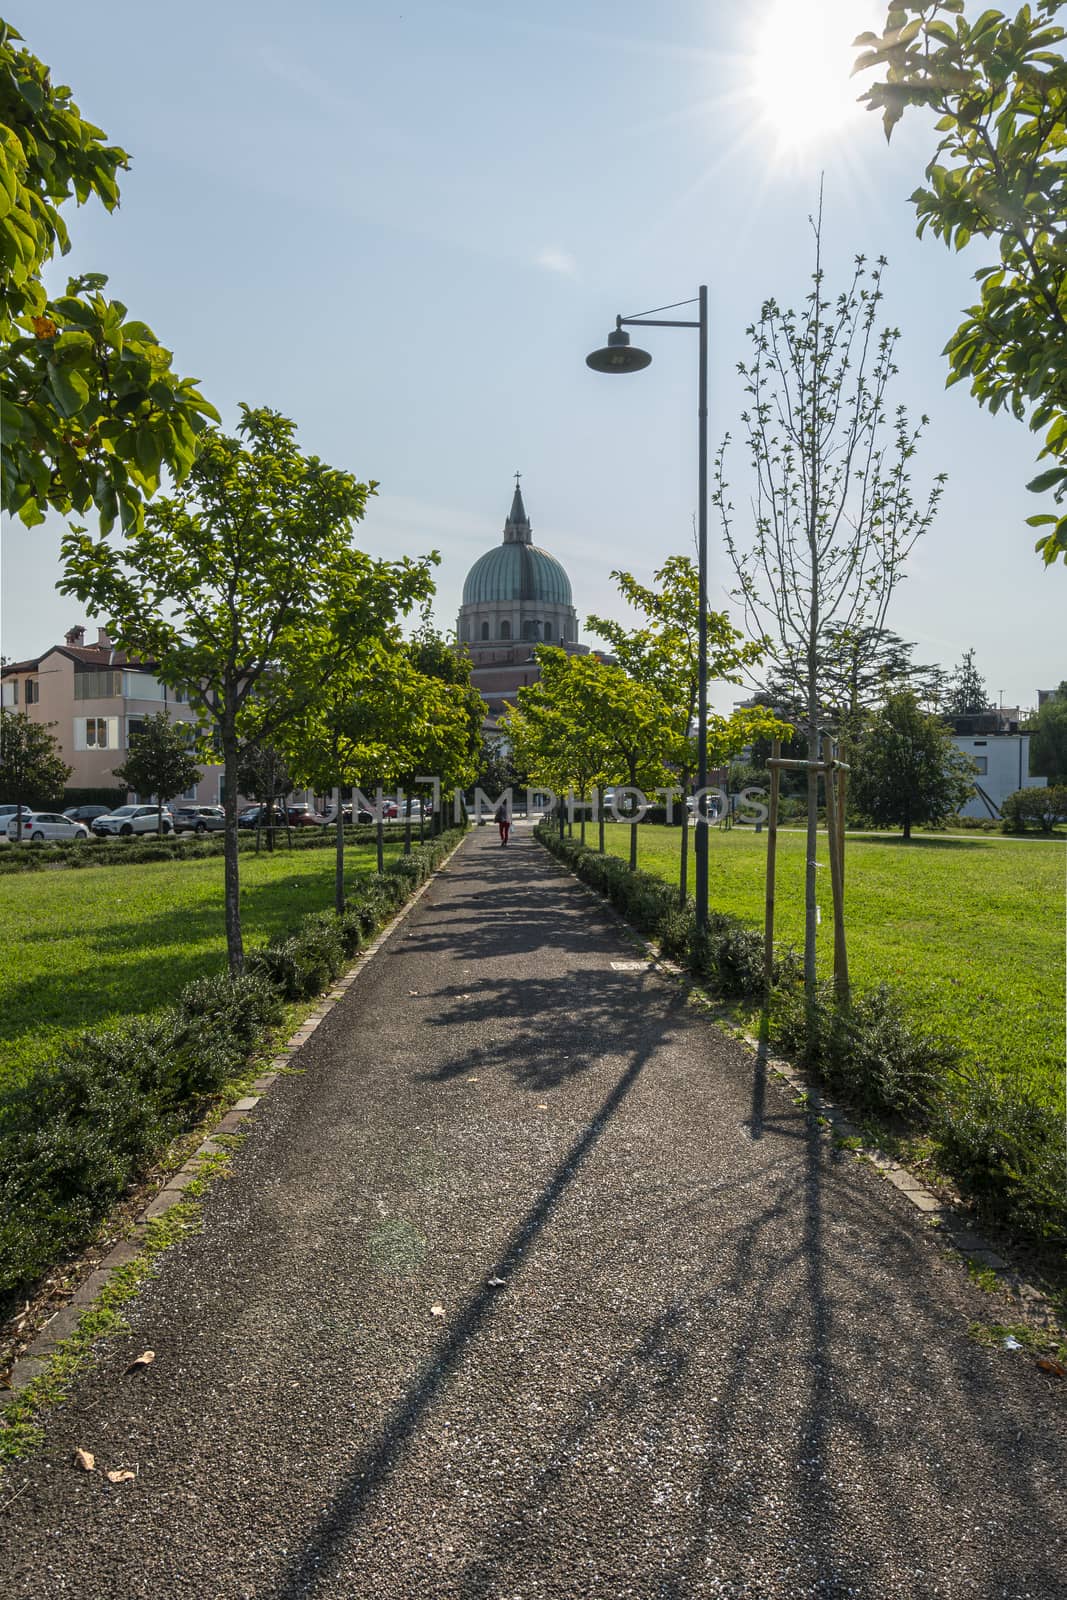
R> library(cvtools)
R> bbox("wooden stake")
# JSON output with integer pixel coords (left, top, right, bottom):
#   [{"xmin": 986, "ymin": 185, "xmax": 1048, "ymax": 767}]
[
  {"xmin": 822, "ymin": 736, "xmax": 850, "ymax": 1006},
  {"xmin": 836, "ymin": 764, "xmax": 847, "ymax": 892},
  {"xmin": 764, "ymin": 739, "xmax": 781, "ymax": 991}
]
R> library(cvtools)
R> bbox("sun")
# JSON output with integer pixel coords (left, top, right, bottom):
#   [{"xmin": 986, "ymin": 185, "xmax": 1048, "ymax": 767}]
[{"xmin": 747, "ymin": 0, "xmax": 871, "ymax": 154}]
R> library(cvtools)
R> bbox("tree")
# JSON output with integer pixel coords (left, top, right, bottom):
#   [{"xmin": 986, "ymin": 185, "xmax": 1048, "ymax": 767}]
[
  {"xmin": 588, "ymin": 556, "xmax": 783, "ymax": 904},
  {"xmin": 504, "ymin": 649, "xmax": 614, "ymax": 849},
  {"xmin": 0, "ymin": 22, "xmax": 218, "ymax": 532},
  {"xmin": 945, "ymin": 647, "xmax": 990, "ymax": 715},
  {"xmin": 855, "ymin": 1, "xmax": 1067, "ymax": 564},
  {"xmin": 1030, "ymin": 681, "xmax": 1067, "ymax": 782},
  {"xmin": 0, "ymin": 710, "xmax": 71, "ymax": 834},
  {"xmin": 111, "ymin": 711, "xmax": 203, "ymax": 836},
  {"xmin": 715, "ymin": 211, "xmax": 944, "ymax": 997},
  {"xmin": 850, "ymin": 690, "xmax": 975, "ymax": 838},
  {"xmin": 60, "ymin": 406, "xmax": 435, "ymax": 970}
]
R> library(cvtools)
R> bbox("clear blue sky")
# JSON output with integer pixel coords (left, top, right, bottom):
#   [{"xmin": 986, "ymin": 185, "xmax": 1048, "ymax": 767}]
[{"xmin": 1, "ymin": 0, "xmax": 1061, "ymax": 711}]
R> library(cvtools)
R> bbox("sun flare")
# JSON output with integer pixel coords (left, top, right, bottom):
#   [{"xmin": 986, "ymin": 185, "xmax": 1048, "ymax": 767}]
[{"xmin": 748, "ymin": 0, "xmax": 870, "ymax": 154}]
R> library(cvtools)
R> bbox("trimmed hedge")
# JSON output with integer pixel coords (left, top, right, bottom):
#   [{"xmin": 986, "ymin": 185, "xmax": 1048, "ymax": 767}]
[
  {"xmin": 535, "ymin": 823, "xmax": 1065, "ymax": 1251},
  {"xmin": 0, "ymin": 827, "xmax": 466, "ymax": 1304},
  {"xmin": 0, "ymin": 822, "xmax": 414, "ymax": 875}
]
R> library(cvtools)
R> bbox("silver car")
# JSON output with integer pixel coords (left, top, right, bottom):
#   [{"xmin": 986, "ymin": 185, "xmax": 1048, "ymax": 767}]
[
  {"xmin": 172, "ymin": 804, "xmax": 226, "ymax": 834},
  {"xmin": 6, "ymin": 811, "xmax": 91, "ymax": 842}
]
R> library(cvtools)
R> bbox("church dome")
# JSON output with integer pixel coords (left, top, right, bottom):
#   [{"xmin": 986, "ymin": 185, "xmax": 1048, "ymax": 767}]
[
  {"xmin": 460, "ymin": 480, "xmax": 573, "ymax": 609},
  {"xmin": 462, "ymin": 542, "xmax": 572, "ymax": 608}
]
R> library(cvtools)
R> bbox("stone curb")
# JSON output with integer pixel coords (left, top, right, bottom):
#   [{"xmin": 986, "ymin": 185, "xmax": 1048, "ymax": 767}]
[
  {"xmin": 534, "ymin": 833, "xmax": 1060, "ymax": 1334},
  {"xmin": 6, "ymin": 833, "xmax": 470, "ymax": 1395}
]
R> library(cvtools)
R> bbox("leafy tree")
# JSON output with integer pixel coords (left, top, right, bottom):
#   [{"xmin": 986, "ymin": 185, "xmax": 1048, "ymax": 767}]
[
  {"xmin": 855, "ymin": 1, "xmax": 1067, "ymax": 564},
  {"xmin": 1000, "ymin": 782, "xmax": 1067, "ymax": 832},
  {"xmin": 504, "ymin": 649, "xmax": 614, "ymax": 848},
  {"xmin": 0, "ymin": 709, "xmax": 70, "ymax": 832},
  {"xmin": 1030, "ymin": 681, "xmax": 1067, "ymax": 781},
  {"xmin": 588, "ymin": 556, "xmax": 782, "ymax": 904},
  {"xmin": 850, "ymin": 690, "xmax": 975, "ymax": 838},
  {"xmin": 945, "ymin": 646, "xmax": 991, "ymax": 715},
  {"xmin": 111, "ymin": 711, "xmax": 203, "ymax": 836},
  {"xmin": 0, "ymin": 22, "xmax": 218, "ymax": 531},
  {"xmin": 60, "ymin": 406, "xmax": 435, "ymax": 970},
  {"xmin": 715, "ymin": 212, "xmax": 944, "ymax": 996}
]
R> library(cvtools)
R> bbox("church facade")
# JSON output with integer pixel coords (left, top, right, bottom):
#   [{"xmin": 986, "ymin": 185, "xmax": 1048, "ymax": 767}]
[{"xmin": 458, "ymin": 481, "xmax": 588, "ymax": 733}]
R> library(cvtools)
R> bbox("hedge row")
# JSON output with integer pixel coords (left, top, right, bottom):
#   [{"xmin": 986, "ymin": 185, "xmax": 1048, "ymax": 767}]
[
  {"xmin": 0, "ymin": 822, "xmax": 419, "ymax": 876},
  {"xmin": 0, "ymin": 827, "xmax": 466, "ymax": 1305},
  {"xmin": 535, "ymin": 824, "xmax": 1065, "ymax": 1252}
]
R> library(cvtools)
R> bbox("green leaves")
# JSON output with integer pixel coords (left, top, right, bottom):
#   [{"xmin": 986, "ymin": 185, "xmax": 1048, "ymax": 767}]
[{"xmin": 858, "ymin": 2, "xmax": 1067, "ymax": 564}]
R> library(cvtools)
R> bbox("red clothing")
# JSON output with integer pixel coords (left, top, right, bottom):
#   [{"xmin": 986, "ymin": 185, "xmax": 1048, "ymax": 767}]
[{"xmin": 498, "ymin": 816, "xmax": 511, "ymax": 844}]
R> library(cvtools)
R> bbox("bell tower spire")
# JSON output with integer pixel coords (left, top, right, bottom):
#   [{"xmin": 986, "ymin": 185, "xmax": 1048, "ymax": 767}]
[{"xmin": 503, "ymin": 472, "xmax": 531, "ymax": 544}]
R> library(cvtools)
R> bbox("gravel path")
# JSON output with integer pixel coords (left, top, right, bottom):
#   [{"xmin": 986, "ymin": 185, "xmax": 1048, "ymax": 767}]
[{"xmin": 1, "ymin": 826, "xmax": 1064, "ymax": 1599}]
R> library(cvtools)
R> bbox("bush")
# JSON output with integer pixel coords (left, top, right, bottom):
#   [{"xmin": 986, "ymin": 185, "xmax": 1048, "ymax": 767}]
[
  {"xmin": 936, "ymin": 1074, "xmax": 1066, "ymax": 1242},
  {"xmin": 1000, "ymin": 785, "xmax": 1067, "ymax": 833}
]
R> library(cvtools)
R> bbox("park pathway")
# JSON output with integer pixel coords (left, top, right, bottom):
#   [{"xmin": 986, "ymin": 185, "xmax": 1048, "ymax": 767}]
[{"xmin": 1, "ymin": 827, "xmax": 1064, "ymax": 1599}]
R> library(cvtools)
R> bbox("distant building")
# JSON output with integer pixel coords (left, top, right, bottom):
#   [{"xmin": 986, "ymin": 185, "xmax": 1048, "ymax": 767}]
[
  {"xmin": 947, "ymin": 708, "xmax": 1046, "ymax": 819},
  {"xmin": 1, "ymin": 624, "xmax": 225, "ymax": 802},
  {"xmin": 457, "ymin": 480, "xmax": 589, "ymax": 734}
]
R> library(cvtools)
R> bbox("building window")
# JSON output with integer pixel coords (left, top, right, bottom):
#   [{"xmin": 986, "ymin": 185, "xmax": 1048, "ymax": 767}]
[
  {"xmin": 74, "ymin": 716, "xmax": 119, "ymax": 750},
  {"xmin": 523, "ymin": 619, "xmax": 538, "ymax": 641},
  {"xmin": 73, "ymin": 669, "xmax": 122, "ymax": 700},
  {"xmin": 543, "ymin": 621, "xmax": 553, "ymax": 641},
  {"xmin": 126, "ymin": 715, "xmax": 146, "ymax": 748},
  {"xmin": 462, "ymin": 622, "xmax": 470, "ymax": 642},
  {"xmin": 974, "ymin": 756, "xmax": 988, "ymax": 775},
  {"xmin": 25, "ymin": 679, "xmax": 39, "ymax": 704},
  {"xmin": 500, "ymin": 620, "xmax": 511, "ymax": 640},
  {"xmin": 2, "ymin": 680, "xmax": 17, "ymax": 707},
  {"xmin": 124, "ymin": 671, "xmax": 166, "ymax": 701},
  {"xmin": 480, "ymin": 621, "xmax": 490, "ymax": 641}
]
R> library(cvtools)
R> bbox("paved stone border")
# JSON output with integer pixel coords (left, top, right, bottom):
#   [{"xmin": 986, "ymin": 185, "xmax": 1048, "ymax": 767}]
[
  {"xmin": 535, "ymin": 833, "xmax": 1060, "ymax": 1335},
  {"xmin": 6, "ymin": 834, "xmax": 470, "ymax": 1395}
]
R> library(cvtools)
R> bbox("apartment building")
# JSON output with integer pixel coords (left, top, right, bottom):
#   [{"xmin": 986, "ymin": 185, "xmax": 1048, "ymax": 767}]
[{"xmin": 1, "ymin": 624, "xmax": 226, "ymax": 802}]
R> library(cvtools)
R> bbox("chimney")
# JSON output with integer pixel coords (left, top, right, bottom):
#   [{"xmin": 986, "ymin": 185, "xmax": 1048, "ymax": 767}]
[
  {"xmin": 65, "ymin": 625, "xmax": 86, "ymax": 646},
  {"xmin": 96, "ymin": 626, "xmax": 112, "ymax": 650}
]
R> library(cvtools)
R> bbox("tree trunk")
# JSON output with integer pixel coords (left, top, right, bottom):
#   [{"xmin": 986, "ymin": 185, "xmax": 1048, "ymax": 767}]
[
  {"xmin": 903, "ymin": 796, "xmax": 911, "ymax": 842},
  {"xmin": 334, "ymin": 786, "xmax": 345, "ymax": 915},
  {"xmin": 157, "ymin": 797, "xmax": 164, "ymax": 838},
  {"xmin": 404, "ymin": 791, "xmax": 412, "ymax": 855},
  {"xmin": 804, "ymin": 703, "xmax": 819, "ymax": 1003},
  {"xmin": 628, "ymin": 760, "xmax": 639, "ymax": 871},
  {"xmin": 598, "ymin": 792, "xmax": 605, "ymax": 854},
  {"xmin": 376, "ymin": 786, "xmax": 385, "ymax": 873},
  {"xmin": 221, "ymin": 719, "xmax": 243, "ymax": 974},
  {"xmin": 679, "ymin": 772, "xmax": 691, "ymax": 908}
]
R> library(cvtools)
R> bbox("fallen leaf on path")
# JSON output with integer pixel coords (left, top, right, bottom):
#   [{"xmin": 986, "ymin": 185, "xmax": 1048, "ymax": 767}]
[
  {"xmin": 409, "ymin": 990, "xmax": 419, "ymax": 996},
  {"xmin": 466, "ymin": 1076, "xmax": 478, "ymax": 1083},
  {"xmin": 73, "ymin": 1449, "xmax": 95, "ymax": 1472},
  {"xmin": 430, "ymin": 1303, "xmax": 446, "ymax": 1318},
  {"xmin": 124, "ymin": 1350, "xmax": 155, "ymax": 1374},
  {"xmin": 1036, "ymin": 1357, "xmax": 1066, "ymax": 1376},
  {"xmin": 537, "ymin": 1103, "xmax": 548, "ymax": 1110},
  {"xmin": 487, "ymin": 1276, "xmax": 506, "ymax": 1288},
  {"xmin": 106, "ymin": 1469, "xmax": 136, "ymax": 1484}
]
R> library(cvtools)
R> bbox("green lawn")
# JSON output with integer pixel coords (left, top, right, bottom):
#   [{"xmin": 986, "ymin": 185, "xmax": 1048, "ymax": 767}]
[
  {"xmin": 597, "ymin": 822, "xmax": 1065, "ymax": 1107},
  {"xmin": 0, "ymin": 840, "xmax": 405, "ymax": 1086}
]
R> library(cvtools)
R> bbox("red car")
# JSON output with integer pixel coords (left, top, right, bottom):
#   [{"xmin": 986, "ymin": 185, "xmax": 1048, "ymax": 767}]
[{"xmin": 286, "ymin": 805, "xmax": 327, "ymax": 827}]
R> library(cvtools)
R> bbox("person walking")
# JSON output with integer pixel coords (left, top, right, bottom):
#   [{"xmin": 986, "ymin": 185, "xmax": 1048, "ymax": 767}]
[{"xmin": 497, "ymin": 801, "xmax": 511, "ymax": 847}]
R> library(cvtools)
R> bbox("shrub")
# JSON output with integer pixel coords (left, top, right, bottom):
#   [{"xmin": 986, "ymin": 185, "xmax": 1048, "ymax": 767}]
[
  {"xmin": 1000, "ymin": 785, "xmax": 1067, "ymax": 833},
  {"xmin": 936, "ymin": 1073, "xmax": 1066, "ymax": 1242}
]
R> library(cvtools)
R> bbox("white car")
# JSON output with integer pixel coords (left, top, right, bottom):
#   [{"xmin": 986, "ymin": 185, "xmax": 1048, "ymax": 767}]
[
  {"xmin": 6, "ymin": 810, "xmax": 91, "ymax": 842},
  {"xmin": 92, "ymin": 804, "xmax": 174, "ymax": 837}
]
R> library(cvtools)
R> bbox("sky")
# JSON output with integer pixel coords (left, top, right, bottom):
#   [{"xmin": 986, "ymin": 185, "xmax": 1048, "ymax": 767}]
[{"xmin": 1, "ymin": 0, "xmax": 1062, "ymax": 713}]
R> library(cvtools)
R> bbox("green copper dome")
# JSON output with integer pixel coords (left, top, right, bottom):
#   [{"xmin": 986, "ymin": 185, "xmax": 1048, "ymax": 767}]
[{"xmin": 462, "ymin": 542, "xmax": 573, "ymax": 608}]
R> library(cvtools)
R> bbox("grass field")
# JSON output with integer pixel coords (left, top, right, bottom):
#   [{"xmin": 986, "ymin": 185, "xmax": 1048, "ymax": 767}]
[
  {"xmin": 596, "ymin": 822, "xmax": 1065, "ymax": 1107},
  {"xmin": 0, "ymin": 839, "xmax": 405, "ymax": 1086}
]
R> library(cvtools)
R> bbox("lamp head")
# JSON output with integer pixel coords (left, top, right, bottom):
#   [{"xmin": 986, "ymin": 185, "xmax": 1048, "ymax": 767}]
[{"xmin": 585, "ymin": 326, "xmax": 652, "ymax": 374}]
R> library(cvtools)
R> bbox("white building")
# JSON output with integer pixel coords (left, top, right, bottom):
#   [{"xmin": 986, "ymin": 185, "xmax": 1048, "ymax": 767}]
[{"xmin": 951, "ymin": 725, "xmax": 1046, "ymax": 819}]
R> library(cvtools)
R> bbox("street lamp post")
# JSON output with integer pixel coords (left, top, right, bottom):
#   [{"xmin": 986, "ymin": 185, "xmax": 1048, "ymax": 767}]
[{"xmin": 586, "ymin": 289, "xmax": 710, "ymax": 934}]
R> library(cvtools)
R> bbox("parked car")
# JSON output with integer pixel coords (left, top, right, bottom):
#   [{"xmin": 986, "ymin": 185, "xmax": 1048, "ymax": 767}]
[
  {"xmin": 6, "ymin": 811, "xmax": 91, "ymax": 842},
  {"xmin": 0, "ymin": 803, "xmax": 19, "ymax": 841},
  {"xmin": 62, "ymin": 804, "xmax": 113, "ymax": 823},
  {"xmin": 172, "ymin": 804, "xmax": 226, "ymax": 834},
  {"xmin": 286, "ymin": 804, "xmax": 327, "ymax": 827},
  {"xmin": 92, "ymin": 804, "xmax": 174, "ymax": 837}
]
